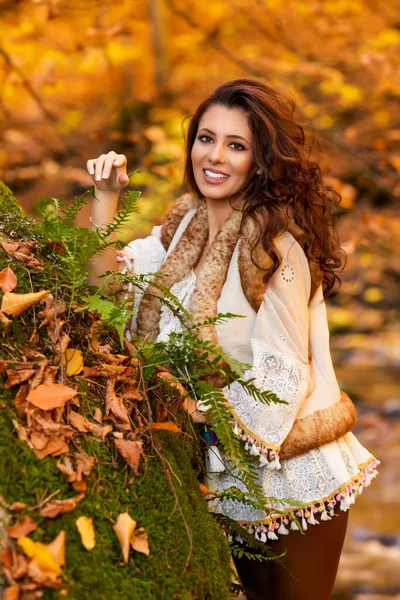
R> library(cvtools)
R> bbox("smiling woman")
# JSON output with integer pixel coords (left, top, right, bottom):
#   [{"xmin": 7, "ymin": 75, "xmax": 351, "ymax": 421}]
[{"xmin": 86, "ymin": 78, "xmax": 379, "ymax": 600}]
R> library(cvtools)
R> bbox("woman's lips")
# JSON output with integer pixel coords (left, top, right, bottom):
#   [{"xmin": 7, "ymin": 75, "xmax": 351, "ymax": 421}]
[{"xmin": 202, "ymin": 170, "xmax": 230, "ymax": 185}]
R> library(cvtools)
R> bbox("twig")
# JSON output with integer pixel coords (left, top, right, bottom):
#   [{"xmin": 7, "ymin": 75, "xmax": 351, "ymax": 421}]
[{"xmin": 29, "ymin": 488, "xmax": 60, "ymax": 511}]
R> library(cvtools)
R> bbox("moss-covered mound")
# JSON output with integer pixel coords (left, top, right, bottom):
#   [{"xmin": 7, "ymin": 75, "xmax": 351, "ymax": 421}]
[{"xmin": 0, "ymin": 183, "xmax": 233, "ymax": 600}]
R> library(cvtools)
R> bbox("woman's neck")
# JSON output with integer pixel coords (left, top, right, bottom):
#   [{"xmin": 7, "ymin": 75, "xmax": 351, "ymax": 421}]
[{"xmin": 205, "ymin": 196, "xmax": 242, "ymax": 243}]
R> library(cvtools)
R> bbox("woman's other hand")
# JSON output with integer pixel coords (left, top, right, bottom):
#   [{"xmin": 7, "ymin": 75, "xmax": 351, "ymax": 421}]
[{"xmin": 87, "ymin": 151, "xmax": 129, "ymax": 193}]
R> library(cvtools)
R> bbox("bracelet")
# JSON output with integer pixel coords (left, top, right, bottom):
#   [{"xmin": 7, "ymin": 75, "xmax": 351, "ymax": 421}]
[{"xmin": 89, "ymin": 216, "xmax": 109, "ymax": 234}]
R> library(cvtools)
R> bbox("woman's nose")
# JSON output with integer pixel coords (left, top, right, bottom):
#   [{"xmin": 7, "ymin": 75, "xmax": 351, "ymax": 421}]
[{"xmin": 208, "ymin": 142, "xmax": 225, "ymax": 162}]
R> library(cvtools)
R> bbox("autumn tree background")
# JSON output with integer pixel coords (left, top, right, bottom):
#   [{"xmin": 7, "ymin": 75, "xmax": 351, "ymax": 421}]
[{"xmin": 0, "ymin": 0, "xmax": 399, "ymax": 598}]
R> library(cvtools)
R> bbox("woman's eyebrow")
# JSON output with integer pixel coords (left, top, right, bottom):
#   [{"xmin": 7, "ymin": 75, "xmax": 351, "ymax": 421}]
[{"xmin": 198, "ymin": 127, "xmax": 249, "ymax": 144}]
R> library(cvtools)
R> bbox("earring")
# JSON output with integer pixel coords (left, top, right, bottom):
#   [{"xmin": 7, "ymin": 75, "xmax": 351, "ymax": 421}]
[{"xmin": 256, "ymin": 169, "xmax": 262, "ymax": 175}]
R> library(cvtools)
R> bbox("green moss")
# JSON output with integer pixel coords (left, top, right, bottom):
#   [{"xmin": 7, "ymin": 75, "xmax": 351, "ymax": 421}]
[
  {"xmin": 0, "ymin": 181, "xmax": 24, "ymax": 216},
  {"xmin": 0, "ymin": 186, "xmax": 234, "ymax": 599}
]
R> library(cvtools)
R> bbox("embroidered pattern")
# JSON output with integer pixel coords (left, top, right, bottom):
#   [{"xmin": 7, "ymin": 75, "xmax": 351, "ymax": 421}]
[{"xmin": 280, "ymin": 263, "xmax": 295, "ymax": 283}]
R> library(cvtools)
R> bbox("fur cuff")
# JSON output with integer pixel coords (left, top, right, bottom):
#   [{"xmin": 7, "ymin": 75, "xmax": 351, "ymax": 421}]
[{"xmin": 280, "ymin": 391, "xmax": 356, "ymax": 460}]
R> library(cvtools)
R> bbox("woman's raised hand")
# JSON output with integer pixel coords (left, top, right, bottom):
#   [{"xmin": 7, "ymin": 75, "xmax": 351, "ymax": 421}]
[{"xmin": 87, "ymin": 151, "xmax": 129, "ymax": 193}]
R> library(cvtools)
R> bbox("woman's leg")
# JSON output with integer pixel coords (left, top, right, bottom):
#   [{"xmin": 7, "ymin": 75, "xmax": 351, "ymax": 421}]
[{"xmin": 233, "ymin": 509, "xmax": 349, "ymax": 600}]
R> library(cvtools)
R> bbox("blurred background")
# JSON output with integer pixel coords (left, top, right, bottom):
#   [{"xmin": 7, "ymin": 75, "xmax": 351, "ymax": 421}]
[{"xmin": 0, "ymin": 1, "xmax": 399, "ymax": 597}]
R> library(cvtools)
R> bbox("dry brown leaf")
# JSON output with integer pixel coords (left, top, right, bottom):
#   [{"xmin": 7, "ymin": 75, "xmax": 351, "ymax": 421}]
[
  {"xmin": 5, "ymin": 369, "xmax": 36, "ymax": 389},
  {"xmin": 63, "ymin": 348, "xmax": 83, "ymax": 376},
  {"xmin": 86, "ymin": 422, "xmax": 112, "ymax": 441},
  {"xmin": 40, "ymin": 494, "xmax": 85, "ymax": 518},
  {"xmin": 42, "ymin": 366, "xmax": 58, "ymax": 384},
  {"xmin": 31, "ymin": 414, "xmax": 74, "ymax": 436},
  {"xmin": 1, "ymin": 291, "xmax": 49, "ymax": 317},
  {"xmin": 27, "ymin": 383, "xmax": 77, "ymax": 410},
  {"xmin": 156, "ymin": 406, "xmax": 168, "ymax": 422},
  {"xmin": 157, "ymin": 371, "xmax": 187, "ymax": 394},
  {"xmin": 6, "ymin": 516, "xmax": 38, "ymax": 539},
  {"xmin": 75, "ymin": 452, "xmax": 95, "ymax": 477},
  {"xmin": 33, "ymin": 437, "xmax": 69, "ymax": 459},
  {"xmin": 68, "ymin": 411, "xmax": 89, "ymax": 433},
  {"xmin": 131, "ymin": 527, "xmax": 150, "ymax": 557},
  {"xmin": 56, "ymin": 458, "xmax": 77, "ymax": 482},
  {"xmin": 9, "ymin": 502, "xmax": 27, "ymax": 512},
  {"xmin": 14, "ymin": 383, "xmax": 29, "ymax": 414},
  {"xmin": 0, "ymin": 311, "xmax": 11, "ymax": 326},
  {"xmin": 106, "ymin": 379, "xmax": 130, "ymax": 423},
  {"xmin": 10, "ymin": 549, "xmax": 28, "ymax": 580},
  {"xmin": 3, "ymin": 585, "xmax": 20, "ymax": 599},
  {"xmin": 0, "ymin": 266, "xmax": 17, "ymax": 293},
  {"xmin": 37, "ymin": 297, "xmax": 66, "ymax": 329},
  {"xmin": 1, "ymin": 241, "xmax": 42, "ymax": 270},
  {"xmin": 93, "ymin": 407, "xmax": 103, "ymax": 423},
  {"xmin": 113, "ymin": 512, "xmax": 136, "ymax": 563},
  {"xmin": 82, "ymin": 364, "xmax": 126, "ymax": 377},
  {"xmin": 46, "ymin": 531, "xmax": 66, "ymax": 567},
  {"xmin": 150, "ymin": 422, "xmax": 180, "ymax": 433},
  {"xmin": 12, "ymin": 420, "xmax": 29, "ymax": 443},
  {"xmin": 30, "ymin": 431, "xmax": 49, "ymax": 451},
  {"xmin": 114, "ymin": 439, "xmax": 143, "ymax": 475},
  {"xmin": 29, "ymin": 361, "xmax": 48, "ymax": 390},
  {"xmin": 123, "ymin": 387, "xmax": 143, "ymax": 401},
  {"xmin": 76, "ymin": 516, "xmax": 95, "ymax": 551}
]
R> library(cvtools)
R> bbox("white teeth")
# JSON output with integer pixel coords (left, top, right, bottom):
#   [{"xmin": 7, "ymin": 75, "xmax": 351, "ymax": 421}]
[{"xmin": 204, "ymin": 169, "xmax": 229, "ymax": 179}]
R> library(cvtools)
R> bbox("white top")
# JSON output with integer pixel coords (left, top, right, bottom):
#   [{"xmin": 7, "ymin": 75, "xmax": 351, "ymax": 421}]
[{"xmin": 119, "ymin": 220, "xmax": 378, "ymax": 539}]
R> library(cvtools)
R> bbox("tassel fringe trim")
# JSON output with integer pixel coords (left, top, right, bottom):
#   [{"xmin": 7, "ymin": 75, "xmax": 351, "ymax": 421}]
[
  {"xmin": 230, "ymin": 419, "xmax": 281, "ymax": 470},
  {"xmin": 226, "ymin": 458, "xmax": 380, "ymax": 543}
]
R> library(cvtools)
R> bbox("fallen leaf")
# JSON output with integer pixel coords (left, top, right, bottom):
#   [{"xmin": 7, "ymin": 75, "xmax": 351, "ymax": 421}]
[
  {"xmin": 1, "ymin": 241, "xmax": 43, "ymax": 269},
  {"xmin": 0, "ymin": 312, "xmax": 11, "ymax": 326},
  {"xmin": 37, "ymin": 297, "xmax": 66, "ymax": 329},
  {"xmin": 150, "ymin": 422, "xmax": 180, "ymax": 432},
  {"xmin": 9, "ymin": 502, "xmax": 27, "ymax": 512},
  {"xmin": 1, "ymin": 291, "xmax": 49, "ymax": 317},
  {"xmin": 9, "ymin": 550, "xmax": 28, "ymax": 580},
  {"xmin": 27, "ymin": 383, "xmax": 77, "ymax": 410},
  {"xmin": 6, "ymin": 517, "xmax": 38, "ymax": 539},
  {"xmin": 40, "ymin": 495, "xmax": 84, "ymax": 518},
  {"xmin": 82, "ymin": 364, "xmax": 126, "ymax": 377},
  {"xmin": 63, "ymin": 349, "xmax": 83, "ymax": 376},
  {"xmin": 12, "ymin": 420, "xmax": 29, "ymax": 443},
  {"xmin": 93, "ymin": 407, "xmax": 103, "ymax": 423},
  {"xmin": 157, "ymin": 371, "xmax": 187, "ymax": 394},
  {"xmin": 86, "ymin": 422, "xmax": 112, "ymax": 441},
  {"xmin": 156, "ymin": 406, "xmax": 168, "ymax": 422},
  {"xmin": 14, "ymin": 383, "xmax": 29, "ymax": 414},
  {"xmin": 106, "ymin": 379, "xmax": 130, "ymax": 423},
  {"xmin": 0, "ymin": 266, "xmax": 17, "ymax": 293},
  {"xmin": 3, "ymin": 585, "xmax": 20, "ymax": 599},
  {"xmin": 75, "ymin": 452, "xmax": 95, "ymax": 477},
  {"xmin": 47, "ymin": 531, "xmax": 66, "ymax": 567},
  {"xmin": 113, "ymin": 512, "xmax": 136, "ymax": 563},
  {"xmin": 5, "ymin": 368, "xmax": 36, "ymax": 389},
  {"xmin": 199, "ymin": 483, "xmax": 219, "ymax": 496},
  {"xmin": 33, "ymin": 437, "xmax": 69, "ymax": 459},
  {"xmin": 76, "ymin": 516, "xmax": 95, "ymax": 551},
  {"xmin": 114, "ymin": 439, "xmax": 143, "ymax": 475},
  {"xmin": 123, "ymin": 387, "xmax": 143, "ymax": 401},
  {"xmin": 29, "ymin": 361, "xmax": 48, "ymax": 390},
  {"xmin": 18, "ymin": 536, "xmax": 62, "ymax": 577},
  {"xmin": 31, "ymin": 431, "xmax": 49, "ymax": 451},
  {"xmin": 32, "ymin": 414, "xmax": 74, "ymax": 436},
  {"xmin": 56, "ymin": 458, "xmax": 77, "ymax": 482},
  {"xmin": 68, "ymin": 411, "xmax": 89, "ymax": 433},
  {"xmin": 131, "ymin": 527, "xmax": 150, "ymax": 557}
]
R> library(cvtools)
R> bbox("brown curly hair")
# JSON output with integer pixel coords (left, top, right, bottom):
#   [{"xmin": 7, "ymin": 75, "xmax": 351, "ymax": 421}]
[{"xmin": 183, "ymin": 78, "xmax": 346, "ymax": 297}]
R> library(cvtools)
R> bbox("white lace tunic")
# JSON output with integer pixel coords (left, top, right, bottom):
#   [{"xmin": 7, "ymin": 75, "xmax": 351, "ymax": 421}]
[{"xmin": 119, "ymin": 222, "xmax": 379, "ymax": 541}]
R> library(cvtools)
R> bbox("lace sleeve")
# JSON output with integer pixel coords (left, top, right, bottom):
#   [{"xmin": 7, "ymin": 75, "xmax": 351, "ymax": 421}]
[
  {"xmin": 117, "ymin": 226, "xmax": 166, "ymax": 336},
  {"xmin": 223, "ymin": 234, "xmax": 313, "ymax": 469}
]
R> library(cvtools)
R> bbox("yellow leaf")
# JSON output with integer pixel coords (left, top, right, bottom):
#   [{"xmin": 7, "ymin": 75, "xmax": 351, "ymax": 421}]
[
  {"xmin": 150, "ymin": 421, "xmax": 180, "ymax": 432},
  {"xmin": 63, "ymin": 348, "xmax": 83, "ymax": 376},
  {"xmin": 363, "ymin": 287, "xmax": 383, "ymax": 303},
  {"xmin": 113, "ymin": 512, "xmax": 136, "ymax": 563},
  {"xmin": 47, "ymin": 530, "xmax": 66, "ymax": 567},
  {"xmin": 131, "ymin": 527, "xmax": 150, "ymax": 557},
  {"xmin": 1, "ymin": 290, "xmax": 49, "ymax": 317},
  {"xmin": 17, "ymin": 536, "xmax": 62, "ymax": 576},
  {"xmin": 27, "ymin": 383, "xmax": 78, "ymax": 410},
  {"xmin": 76, "ymin": 516, "xmax": 96, "ymax": 551}
]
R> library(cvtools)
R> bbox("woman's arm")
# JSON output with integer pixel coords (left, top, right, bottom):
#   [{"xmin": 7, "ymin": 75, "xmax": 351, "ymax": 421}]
[
  {"xmin": 86, "ymin": 152, "xmax": 129, "ymax": 290},
  {"xmin": 222, "ymin": 233, "xmax": 313, "ymax": 468}
]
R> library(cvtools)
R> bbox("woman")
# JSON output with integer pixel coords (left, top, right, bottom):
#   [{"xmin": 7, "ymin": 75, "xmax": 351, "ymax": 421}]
[{"xmin": 87, "ymin": 79, "xmax": 379, "ymax": 600}]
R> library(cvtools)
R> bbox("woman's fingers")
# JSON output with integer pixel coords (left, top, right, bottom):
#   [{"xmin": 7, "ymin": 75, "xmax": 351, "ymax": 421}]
[
  {"xmin": 94, "ymin": 154, "xmax": 106, "ymax": 182},
  {"xmin": 87, "ymin": 151, "xmax": 128, "ymax": 191}
]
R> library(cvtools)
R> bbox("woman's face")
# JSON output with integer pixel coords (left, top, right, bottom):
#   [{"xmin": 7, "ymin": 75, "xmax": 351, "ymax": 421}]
[{"xmin": 191, "ymin": 104, "xmax": 255, "ymax": 201}]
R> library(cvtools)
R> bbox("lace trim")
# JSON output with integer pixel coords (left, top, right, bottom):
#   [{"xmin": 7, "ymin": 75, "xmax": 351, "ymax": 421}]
[
  {"xmin": 224, "ymin": 338, "xmax": 311, "ymax": 469},
  {"xmin": 226, "ymin": 457, "xmax": 380, "ymax": 542}
]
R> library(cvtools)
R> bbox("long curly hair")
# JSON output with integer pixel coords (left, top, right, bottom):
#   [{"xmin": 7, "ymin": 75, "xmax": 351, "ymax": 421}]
[{"xmin": 183, "ymin": 78, "xmax": 346, "ymax": 297}]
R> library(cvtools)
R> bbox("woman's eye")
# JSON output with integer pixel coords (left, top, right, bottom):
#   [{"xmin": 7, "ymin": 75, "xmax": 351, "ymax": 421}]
[{"xmin": 198, "ymin": 136, "xmax": 245, "ymax": 150}]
